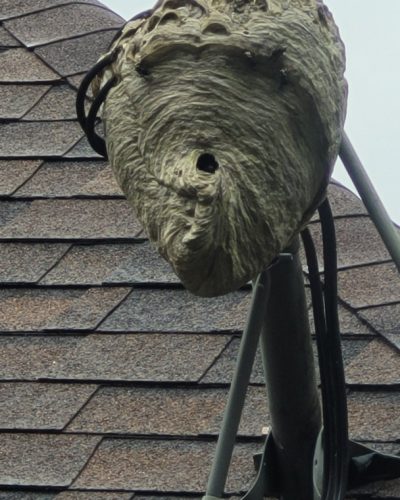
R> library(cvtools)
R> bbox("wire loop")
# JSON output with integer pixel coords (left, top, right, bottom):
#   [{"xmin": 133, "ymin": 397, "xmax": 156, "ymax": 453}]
[
  {"xmin": 76, "ymin": 49, "xmax": 120, "ymax": 159},
  {"xmin": 76, "ymin": 8, "xmax": 154, "ymax": 159}
]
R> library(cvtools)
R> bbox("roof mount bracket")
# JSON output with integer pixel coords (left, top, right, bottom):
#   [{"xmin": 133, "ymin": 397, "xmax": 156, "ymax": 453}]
[{"xmin": 313, "ymin": 433, "xmax": 400, "ymax": 499}]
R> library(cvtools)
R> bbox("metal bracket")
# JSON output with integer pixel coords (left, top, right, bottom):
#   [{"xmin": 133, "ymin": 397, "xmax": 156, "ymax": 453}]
[
  {"xmin": 242, "ymin": 433, "xmax": 280, "ymax": 500},
  {"xmin": 313, "ymin": 430, "xmax": 400, "ymax": 499},
  {"xmin": 348, "ymin": 440, "xmax": 400, "ymax": 490}
]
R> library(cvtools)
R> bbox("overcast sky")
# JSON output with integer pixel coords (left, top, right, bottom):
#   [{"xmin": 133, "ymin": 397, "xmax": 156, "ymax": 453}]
[{"xmin": 102, "ymin": 0, "xmax": 400, "ymax": 223}]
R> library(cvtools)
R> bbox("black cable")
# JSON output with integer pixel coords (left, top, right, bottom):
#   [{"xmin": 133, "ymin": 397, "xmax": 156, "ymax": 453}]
[
  {"xmin": 301, "ymin": 226, "xmax": 335, "ymax": 498},
  {"xmin": 75, "ymin": 9, "xmax": 154, "ymax": 159},
  {"xmin": 76, "ymin": 50, "xmax": 120, "ymax": 159},
  {"xmin": 318, "ymin": 198, "xmax": 349, "ymax": 500},
  {"xmin": 85, "ymin": 76, "xmax": 117, "ymax": 158},
  {"xmin": 301, "ymin": 198, "xmax": 349, "ymax": 500},
  {"xmin": 76, "ymin": 50, "xmax": 118, "ymax": 132}
]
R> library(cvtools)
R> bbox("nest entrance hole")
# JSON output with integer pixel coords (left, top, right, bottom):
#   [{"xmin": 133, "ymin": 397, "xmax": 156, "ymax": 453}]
[{"xmin": 196, "ymin": 153, "xmax": 219, "ymax": 174}]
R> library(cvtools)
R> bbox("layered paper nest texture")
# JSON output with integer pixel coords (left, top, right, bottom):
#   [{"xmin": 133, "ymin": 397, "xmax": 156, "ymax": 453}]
[{"xmin": 94, "ymin": 0, "xmax": 347, "ymax": 296}]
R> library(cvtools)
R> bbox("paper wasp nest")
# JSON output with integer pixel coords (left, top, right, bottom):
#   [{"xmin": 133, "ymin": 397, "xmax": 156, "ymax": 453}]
[{"xmin": 94, "ymin": 0, "xmax": 347, "ymax": 297}]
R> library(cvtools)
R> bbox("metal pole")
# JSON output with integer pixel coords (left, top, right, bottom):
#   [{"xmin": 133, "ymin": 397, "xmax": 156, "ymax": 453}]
[
  {"xmin": 203, "ymin": 270, "xmax": 271, "ymax": 500},
  {"xmin": 339, "ymin": 131, "xmax": 400, "ymax": 272},
  {"xmin": 260, "ymin": 238, "xmax": 322, "ymax": 500}
]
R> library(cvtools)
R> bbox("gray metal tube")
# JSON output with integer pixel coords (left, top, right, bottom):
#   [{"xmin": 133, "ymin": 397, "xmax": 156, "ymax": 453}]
[
  {"xmin": 339, "ymin": 131, "xmax": 400, "ymax": 272},
  {"xmin": 260, "ymin": 241, "xmax": 321, "ymax": 500},
  {"xmin": 204, "ymin": 270, "xmax": 271, "ymax": 499}
]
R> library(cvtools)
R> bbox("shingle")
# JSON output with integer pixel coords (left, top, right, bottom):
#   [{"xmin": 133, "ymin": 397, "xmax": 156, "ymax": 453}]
[
  {"xmin": 64, "ymin": 136, "xmax": 103, "ymax": 159},
  {"xmin": 0, "ymin": 0, "xmax": 105, "ymax": 20},
  {"xmin": 345, "ymin": 339, "xmax": 400, "ymax": 386},
  {"xmin": 0, "ymin": 492, "xmax": 55, "ymax": 499},
  {"xmin": 0, "ymin": 85, "xmax": 49, "ymax": 119},
  {"xmin": 0, "ymin": 200, "xmax": 141, "ymax": 240},
  {"xmin": 67, "ymin": 74, "xmax": 87, "ymax": 91},
  {"xmin": 202, "ymin": 338, "xmax": 373, "ymax": 385},
  {"xmin": 347, "ymin": 391, "xmax": 400, "ymax": 442},
  {"xmin": 22, "ymin": 85, "xmax": 78, "ymax": 121},
  {"xmin": 360, "ymin": 442, "xmax": 400, "ymax": 456},
  {"xmin": 0, "ymin": 243, "xmax": 69, "ymax": 284},
  {"xmin": 200, "ymin": 337, "xmax": 265, "ymax": 385},
  {"xmin": 0, "ymin": 122, "xmax": 82, "ymax": 156},
  {"xmin": 48, "ymin": 333, "xmax": 230, "ymax": 382},
  {"xmin": 0, "ymin": 287, "xmax": 130, "ymax": 332},
  {"xmin": 41, "ymin": 243, "xmax": 178, "ymax": 286},
  {"xmin": 5, "ymin": 4, "xmax": 122, "ymax": 47},
  {"xmin": 0, "ymin": 48, "xmax": 59, "ymax": 82},
  {"xmin": 0, "ymin": 382, "xmax": 97, "ymax": 430},
  {"xmin": 312, "ymin": 339, "xmax": 380, "ymax": 385},
  {"xmin": 337, "ymin": 306, "xmax": 374, "ymax": 335},
  {"xmin": 0, "ymin": 434, "xmax": 100, "ymax": 487},
  {"xmin": 359, "ymin": 303, "xmax": 400, "ymax": 349},
  {"xmin": 14, "ymin": 161, "xmax": 121, "ymax": 198},
  {"xmin": 105, "ymin": 243, "xmax": 179, "ymax": 284},
  {"xmin": 98, "ymin": 289, "xmax": 251, "ymax": 332},
  {"xmin": 337, "ymin": 263, "xmax": 400, "ymax": 309},
  {"xmin": 0, "ymin": 288, "xmax": 82, "ymax": 332},
  {"xmin": 359, "ymin": 303, "xmax": 400, "ymax": 335},
  {"xmin": 73, "ymin": 438, "xmax": 260, "ymax": 494},
  {"xmin": 82, "ymin": 166, "xmax": 123, "ymax": 196},
  {"xmin": 0, "ymin": 336, "xmax": 80, "ymax": 380},
  {"xmin": 0, "ymin": 160, "xmax": 42, "ymax": 196},
  {"xmin": 381, "ymin": 332, "xmax": 400, "ymax": 351},
  {"xmin": 46, "ymin": 287, "xmax": 130, "ymax": 331},
  {"xmin": 35, "ymin": 30, "xmax": 119, "ymax": 76},
  {"xmin": 328, "ymin": 183, "xmax": 368, "ymax": 217},
  {"xmin": 341, "ymin": 339, "xmax": 372, "ymax": 367},
  {"xmin": 0, "ymin": 26, "xmax": 21, "ymax": 46},
  {"xmin": 55, "ymin": 493, "xmax": 133, "ymax": 500},
  {"xmin": 67, "ymin": 385, "xmax": 269, "ymax": 437},
  {"xmin": 0, "ymin": 201, "xmax": 29, "ymax": 228},
  {"xmin": 308, "ymin": 304, "xmax": 375, "ymax": 336},
  {"xmin": 305, "ymin": 216, "xmax": 391, "ymax": 270}
]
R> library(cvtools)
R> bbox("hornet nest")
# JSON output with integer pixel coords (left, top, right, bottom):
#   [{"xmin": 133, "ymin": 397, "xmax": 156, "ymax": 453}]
[{"xmin": 88, "ymin": 0, "xmax": 347, "ymax": 297}]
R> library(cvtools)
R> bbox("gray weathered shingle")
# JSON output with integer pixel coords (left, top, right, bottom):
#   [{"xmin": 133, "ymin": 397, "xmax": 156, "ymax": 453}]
[
  {"xmin": 35, "ymin": 30, "xmax": 120, "ymax": 76},
  {"xmin": 0, "ymin": 85, "xmax": 49, "ymax": 119},
  {"xmin": 0, "ymin": 48, "xmax": 60, "ymax": 82},
  {"xmin": 4, "ymin": 4, "xmax": 122, "ymax": 47},
  {"xmin": 0, "ymin": 382, "xmax": 97, "ymax": 430},
  {"xmin": 0, "ymin": 434, "xmax": 100, "ymax": 487},
  {"xmin": 0, "ymin": 160, "xmax": 42, "ymax": 196}
]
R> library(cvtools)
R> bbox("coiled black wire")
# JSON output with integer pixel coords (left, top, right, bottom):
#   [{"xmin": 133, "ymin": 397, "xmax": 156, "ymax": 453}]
[
  {"xmin": 301, "ymin": 198, "xmax": 349, "ymax": 500},
  {"xmin": 76, "ymin": 9, "xmax": 153, "ymax": 160},
  {"xmin": 75, "ymin": 50, "xmax": 120, "ymax": 159}
]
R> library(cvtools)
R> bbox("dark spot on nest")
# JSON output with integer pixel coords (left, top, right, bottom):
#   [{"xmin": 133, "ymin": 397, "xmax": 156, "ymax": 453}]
[
  {"xmin": 203, "ymin": 23, "xmax": 229, "ymax": 35},
  {"xmin": 197, "ymin": 153, "xmax": 219, "ymax": 174},
  {"xmin": 136, "ymin": 63, "xmax": 150, "ymax": 77}
]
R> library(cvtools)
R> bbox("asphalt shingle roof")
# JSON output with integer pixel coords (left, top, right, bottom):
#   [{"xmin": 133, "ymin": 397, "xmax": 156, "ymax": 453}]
[{"xmin": 0, "ymin": 2, "xmax": 399, "ymax": 498}]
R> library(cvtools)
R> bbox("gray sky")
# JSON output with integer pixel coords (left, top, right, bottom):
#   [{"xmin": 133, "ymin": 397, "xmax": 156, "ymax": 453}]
[{"xmin": 102, "ymin": 0, "xmax": 400, "ymax": 223}]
